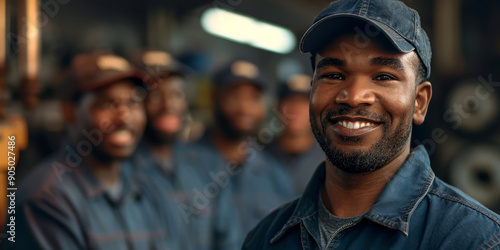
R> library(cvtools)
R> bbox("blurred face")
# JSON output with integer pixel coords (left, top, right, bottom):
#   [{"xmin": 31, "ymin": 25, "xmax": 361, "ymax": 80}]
[
  {"xmin": 278, "ymin": 94, "xmax": 311, "ymax": 134},
  {"xmin": 310, "ymin": 35, "xmax": 429, "ymax": 173},
  {"xmin": 78, "ymin": 80, "xmax": 146, "ymax": 160},
  {"xmin": 215, "ymin": 82, "xmax": 266, "ymax": 139},
  {"xmin": 145, "ymin": 76, "xmax": 187, "ymax": 142}
]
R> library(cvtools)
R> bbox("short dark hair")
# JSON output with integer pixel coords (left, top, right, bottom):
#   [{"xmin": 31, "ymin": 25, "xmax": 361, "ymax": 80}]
[{"xmin": 415, "ymin": 60, "xmax": 427, "ymax": 85}]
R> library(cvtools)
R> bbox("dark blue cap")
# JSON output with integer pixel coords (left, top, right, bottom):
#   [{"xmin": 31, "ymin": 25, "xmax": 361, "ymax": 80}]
[
  {"xmin": 277, "ymin": 74, "xmax": 312, "ymax": 100},
  {"xmin": 213, "ymin": 60, "xmax": 266, "ymax": 90},
  {"xmin": 300, "ymin": 0, "xmax": 431, "ymax": 78}
]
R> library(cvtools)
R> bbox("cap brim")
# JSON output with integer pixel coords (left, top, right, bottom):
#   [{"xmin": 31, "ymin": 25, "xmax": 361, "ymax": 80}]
[
  {"xmin": 278, "ymin": 90, "xmax": 310, "ymax": 100},
  {"xmin": 300, "ymin": 14, "xmax": 415, "ymax": 54},
  {"xmin": 143, "ymin": 63, "xmax": 192, "ymax": 79},
  {"xmin": 80, "ymin": 70, "xmax": 147, "ymax": 92},
  {"xmin": 218, "ymin": 76, "xmax": 266, "ymax": 91}
]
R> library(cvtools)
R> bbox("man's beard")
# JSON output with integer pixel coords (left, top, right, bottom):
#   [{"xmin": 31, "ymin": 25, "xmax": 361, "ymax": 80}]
[
  {"xmin": 144, "ymin": 118, "xmax": 180, "ymax": 145},
  {"xmin": 214, "ymin": 108, "xmax": 253, "ymax": 140},
  {"xmin": 310, "ymin": 106, "xmax": 412, "ymax": 174}
]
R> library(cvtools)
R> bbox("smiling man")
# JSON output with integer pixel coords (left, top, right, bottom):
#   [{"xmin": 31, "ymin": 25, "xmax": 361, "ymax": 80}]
[
  {"xmin": 9, "ymin": 52, "xmax": 178, "ymax": 249},
  {"xmin": 131, "ymin": 50, "xmax": 238, "ymax": 249},
  {"xmin": 243, "ymin": 0, "xmax": 500, "ymax": 249},
  {"xmin": 266, "ymin": 74, "xmax": 323, "ymax": 195},
  {"xmin": 192, "ymin": 59, "xmax": 295, "ymax": 247}
]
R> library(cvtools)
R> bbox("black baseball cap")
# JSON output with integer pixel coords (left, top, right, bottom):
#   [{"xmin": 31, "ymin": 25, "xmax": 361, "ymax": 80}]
[{"xmin": 300, "ymin": 0, "xmax": 431, "ymax": 78}]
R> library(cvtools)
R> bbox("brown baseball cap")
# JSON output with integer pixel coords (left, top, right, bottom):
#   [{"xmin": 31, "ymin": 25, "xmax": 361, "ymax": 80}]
[
  {"xmin": 130, "ymin": 49, "xmax": 187, "ymax": 79},
  {"xmin": 71, "ymin": 52, "xmax": 147, "ymax": 92}
]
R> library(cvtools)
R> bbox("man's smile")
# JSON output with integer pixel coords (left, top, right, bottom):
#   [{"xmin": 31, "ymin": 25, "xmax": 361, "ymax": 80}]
[{"xmin": 328, "ymin": 115, "xmax": 384, "ymax": 138}]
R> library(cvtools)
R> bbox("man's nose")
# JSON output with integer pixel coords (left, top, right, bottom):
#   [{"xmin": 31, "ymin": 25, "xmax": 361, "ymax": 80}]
[
  {"xmin": 114, "ymin": 102, "xmax": 133, "ymax": 123},
  {"xmin": 335, "ymin": 77, "xmax": 376, "ymax": 107}
]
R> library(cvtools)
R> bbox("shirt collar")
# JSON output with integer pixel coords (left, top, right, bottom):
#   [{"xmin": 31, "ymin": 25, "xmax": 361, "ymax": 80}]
[
  {"xmin": 366, "ymin": 146, "xmax": 435, "ymax": 236},
  {"xmin": 133, "ymin": 140, "xmax": 181, "ymax": 176},
  {"xmin": 271, "ymin": 146, "xmax": 435, "ymax": 243},
  {"xmin": 73, "ymin": 159, "xmax": 143, "ymax": 202}
]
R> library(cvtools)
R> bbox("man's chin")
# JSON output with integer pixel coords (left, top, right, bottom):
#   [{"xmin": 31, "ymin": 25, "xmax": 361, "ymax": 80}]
[
  {"xmin": 158, "ymin": 133, "xmax": 179, "ymax": 144},
  {"xmin": 107, "ymin": 152, "xmax": 134, "ymax": 161},
  {"xmin": 323, "ymin": 145, "xmax": 389, "ymax": 174},
  {"xmin": 233, "ymin": 128, "xmax": 255, "ymax": 139},
  {"xmin": 331, "ymin": 141, "xmax": 375, "ymax": 152},
  {"xmin": 103, "ymin": 145, "xmax": 136, "ymax": 160},
  {"xmin": 220, "ymin": 125, "xmax": 254, "ymax": 140}
]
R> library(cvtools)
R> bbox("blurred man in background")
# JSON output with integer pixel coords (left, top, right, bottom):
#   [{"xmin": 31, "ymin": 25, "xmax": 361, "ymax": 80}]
[
  {"xmin": 131, "ymin": 50, "xmax": 238, "ymax": 249},
  {"xmin": 193, "ymin": 59, "xmax": 295, "ymax": 246},
  {"xmin": 266, "ymin": 74, "xmax": 323, "ymax": 195},
  {"xmin": 8, "ymin": 52, "xmax": 178, "ymax": 249}
]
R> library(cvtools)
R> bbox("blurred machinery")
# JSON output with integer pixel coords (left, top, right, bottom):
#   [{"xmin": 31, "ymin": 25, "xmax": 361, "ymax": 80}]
[
  {"xmin": 429, "ymin": 77, "xmax": 500, "ymax": 214},
  {"xmin": 449, "ymin": 144, "xmax": 500, "ymax": 211}
]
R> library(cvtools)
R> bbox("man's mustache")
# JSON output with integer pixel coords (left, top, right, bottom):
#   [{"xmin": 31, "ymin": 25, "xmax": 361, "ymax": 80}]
[{"xmin": 324, "ymin": 106, "xmax": 389, "ymax": 125}]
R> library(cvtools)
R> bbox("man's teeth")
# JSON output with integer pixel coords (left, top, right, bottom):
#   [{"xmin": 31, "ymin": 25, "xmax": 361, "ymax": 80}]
[{"xmin": 337, "ymin": 121, "xmax": 372, "ymax": 129}]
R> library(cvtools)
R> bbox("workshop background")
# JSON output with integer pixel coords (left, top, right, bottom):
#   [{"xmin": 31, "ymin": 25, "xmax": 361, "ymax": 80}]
[{"xmin": 1, "ymin": 0, "xmax": 500, "ymax": 215}]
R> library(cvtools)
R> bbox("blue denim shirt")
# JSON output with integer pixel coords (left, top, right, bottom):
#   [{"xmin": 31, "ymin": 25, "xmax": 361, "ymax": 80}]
[
  {"xmin": 243, "ymin": 146, "xmax": 500, "ymax": 250},
  {"xmin": 132, "ymin": 141, "xmax": 240, "ymax": 249},
  {"xmin": 194, "ymin": 134, "xmax": 296, "ymax": 247},
  {"xmin": 8, "ymin": 147, "xmax": 178, "ymax": 250}
]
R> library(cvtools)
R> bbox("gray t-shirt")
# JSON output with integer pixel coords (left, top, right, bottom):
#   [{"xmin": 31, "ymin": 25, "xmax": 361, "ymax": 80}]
[
  {"xmin": 317, "ymin": 194, "xmax": 364, "ymax": 249},
  {"xmin": 104, "ymin": 179, "xmax": 123, "ymax": 202}
]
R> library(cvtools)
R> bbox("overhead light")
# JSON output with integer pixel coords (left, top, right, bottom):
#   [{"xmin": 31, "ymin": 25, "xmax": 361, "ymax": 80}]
[{"xmin": 201, "ymin": 8, "xmax": 296, "ymax": 54}]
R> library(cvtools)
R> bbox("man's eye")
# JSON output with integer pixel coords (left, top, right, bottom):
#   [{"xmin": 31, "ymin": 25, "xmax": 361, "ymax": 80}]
[
  {"xmin": 373, "ymin": 74, "xmax": 396, "ymax": 81},
  {"xmin": 321, "ymin": 73, "xmax": 345, "ymax": 80}
]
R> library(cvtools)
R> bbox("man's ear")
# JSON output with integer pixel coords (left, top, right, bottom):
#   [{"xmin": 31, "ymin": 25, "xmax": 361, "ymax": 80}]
[
  {"xmin": 60, "ymin": 100, "xmax": 77, "ymax": 124},
  {"xmin": 413, "ymin": 81, "xmax": 432, "ymax": 125}
]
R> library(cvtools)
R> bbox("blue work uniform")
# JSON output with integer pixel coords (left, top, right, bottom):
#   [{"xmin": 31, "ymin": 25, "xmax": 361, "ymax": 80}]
[
  {"xmin": 266, "ymin": 140, "xmax": 324, "ymax": 195},
  {"xmin": 8, "ymin": 146, "xmax": 178, "ymax": 250},
  {"xmin": 132, "ymin": 141, "xmax": 240, "ymax": 250},
  {"xmin": 243, "ymin": 146, "xmax": 500, "ymax": 250},
  {"xmin": 193, "ymin": 133, "xmax": 296, "ymax": 247}
]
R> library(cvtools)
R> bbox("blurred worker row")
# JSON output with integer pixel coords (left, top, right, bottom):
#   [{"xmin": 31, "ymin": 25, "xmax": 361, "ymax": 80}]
[{"xmin": 2, "ymin": 50, "xmax": 323, "ymax": 249}]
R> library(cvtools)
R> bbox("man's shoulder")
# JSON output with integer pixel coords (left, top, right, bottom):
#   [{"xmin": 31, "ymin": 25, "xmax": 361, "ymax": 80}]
[
  {"xmin": 243, "ymin": 198, "xmax": 300, "ymax": 249},
  {"xmin": 428, "ymin": 176, "xmax": 500, "ymax": 223},
  {"xmin": 18, "ymin": 152, "xmax": 82, "ymax": 203},
  {"xmin": 423, "ymin": 176, "xmax": 500, "ymax": 248}
]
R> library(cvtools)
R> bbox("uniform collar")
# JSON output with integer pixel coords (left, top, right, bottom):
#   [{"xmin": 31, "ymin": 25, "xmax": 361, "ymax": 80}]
[
  {"xmin": 271, "ymin": 146, "xmax": 435, "ymax": 243},
  {"xmin": 133, "ymin": 139, "xmax": 181, "ymax": 176},
  {"xmin": 72, "ymin": 158, "xmax": 143, "ymax": 203},
  {"xmin": 365, "ymin": 146, "xmax": 435, "ymax": 236}
]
